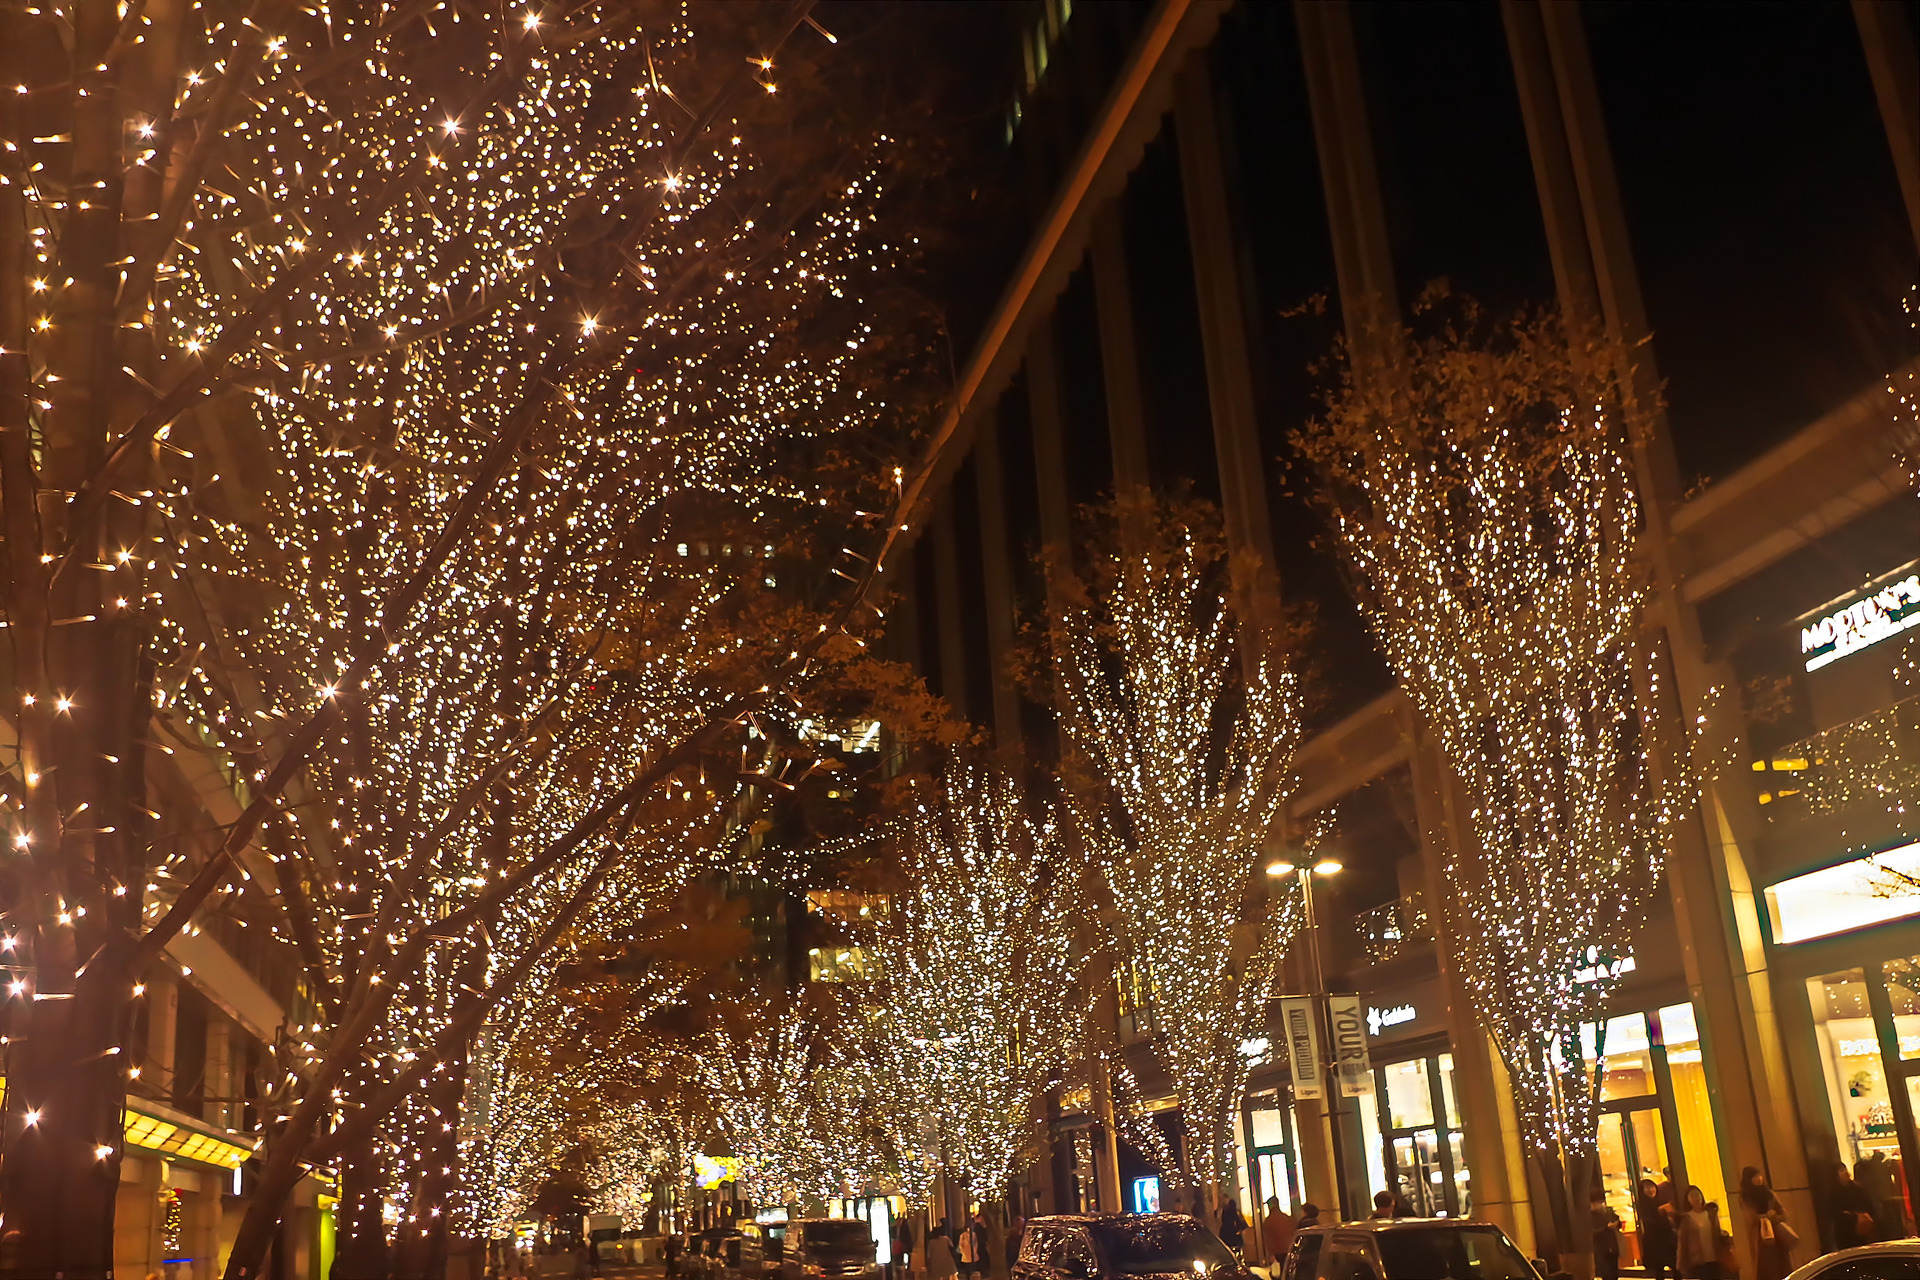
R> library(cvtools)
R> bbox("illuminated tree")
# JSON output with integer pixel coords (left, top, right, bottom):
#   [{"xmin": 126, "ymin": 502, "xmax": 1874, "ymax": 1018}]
[
  {"xmin": 867, "ymin": 756, "xmax": 1081, "ymax": 1273},
  {"xmin": 0, "ymin": 0, "xmax": 944, "ymax": 1271},
  {"xmin": 1297, "ymin": 294, "xmax": 1696, "ymax": 1269},
  {"xmin": 1042, "ymin": 496, "xmax": 1305, "ymax": 1209}
]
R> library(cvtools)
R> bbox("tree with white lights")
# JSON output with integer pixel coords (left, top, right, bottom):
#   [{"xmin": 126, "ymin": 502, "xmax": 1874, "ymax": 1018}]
[
  {"xmin": 1297, "ymin": 293, "xmax": 1697, "ymax": 1270},
  {"xmin": 868, "ymin": 756, "xmax": 1082, "ymax": 1275},
  {"xmin": 0, "ymin": 1, "xmax": 942, "ymax": 1270},
  {"xmin": 1044, "ymin": 496, "xmax": 1305, "ymax": 1211}
]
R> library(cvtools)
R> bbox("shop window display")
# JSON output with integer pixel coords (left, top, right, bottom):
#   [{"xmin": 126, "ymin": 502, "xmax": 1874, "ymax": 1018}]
[
  {"xmin": 1808, "ymin": 967, "xmax": 1917, "ymax": 1237},
  {"xmin": 1655, "ymin": 1003, "xmax": 1726, "ymax": 1210}
]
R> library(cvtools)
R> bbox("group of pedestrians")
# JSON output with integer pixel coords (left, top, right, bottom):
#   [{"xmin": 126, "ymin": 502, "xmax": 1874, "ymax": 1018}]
[
  {"xmin": 1594, "ymin": 1167, "xmax": 1799, "ymax": 1280},
  {"xmin": 896, "ymin": 1211, "xmax": 1016, "ymax": 1280}
]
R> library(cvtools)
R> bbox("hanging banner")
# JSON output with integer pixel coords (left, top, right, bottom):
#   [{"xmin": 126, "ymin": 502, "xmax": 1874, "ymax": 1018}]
[
  {"xmin": 1279, "ymin": 996, "xmax": 1324, "ymax": 1100},
  {"xmin": 1327, "ymin": 993, "xmax": 1373, "ymax": 1098}
]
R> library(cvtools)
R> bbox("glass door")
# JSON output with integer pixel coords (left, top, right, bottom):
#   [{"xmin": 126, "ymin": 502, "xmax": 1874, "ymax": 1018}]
[
  {"xmin": 1373, "ymin": 1054, "xmax": 1464, "ymax": 1217},
  {"xmin": 1807, "ymin": 958, "xmax": 1920, "ymax": 1237},
  {"xmin": 1389, "ymin": 1129, "xmax": 1447, "ymax": 1217}
]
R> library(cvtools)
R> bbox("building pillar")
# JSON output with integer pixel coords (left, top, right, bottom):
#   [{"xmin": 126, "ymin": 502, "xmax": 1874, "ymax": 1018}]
[
  {"xmin": 1288, "ymin": 0, "xmax": 1404, "ymax": 1229},
  {"xmin": 1027, "ymin": 317, "xmax": 1074, "ymax": 595},
  {"xmin": 973, "ymin": 417, "xmax": 1025, "ymax": 750},
  {"xmin": 182, "ymin": 1165, "xmax": 222, "ymax": 1280},
  {"xmin": 206, "ymin": 1013, "xmax": 235, "ymax": 1131},
  {"xmin": 1852, "ymin": 0, "xmax": 1920, "ymax": 251},
  {"xmin": 146, "ymin": 970, "xmax": 180, "ymax": 1098},
  {"xmin": 1090, "ymin": 207, "xmax": 1151, "ymax": 503},
  {"xmin": 929, "ymin": 503, "xmax": 970, "ymax": 724},
  {"xmin": 114, "ymin": 1154, "xmax": 165, "ymax": 1277},
  {"xmin": 1293, "ymin": 0, "xmax": 1399, "ymax": 367},
  {"xmin": 1508, "ymin": 0, "xmax": 1815, "ymax": 1254},
  {"xmin": 1173, "ymin": 54, "xmax": 1280, "ymax": 617}
]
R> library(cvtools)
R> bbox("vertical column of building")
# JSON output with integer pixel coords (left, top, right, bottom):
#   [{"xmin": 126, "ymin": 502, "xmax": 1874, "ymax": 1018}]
[
  {"xmin": 1029, "ymin": 315, "xmax": 1126, "ymax": 1214},
  {"xmin": 1091, "ymin": 210, "xmax": 1151, "ymax": 505},
  {"xmin": 972, "ymin": 417, "xmax": 1025, "ymax": 751},
  {"xmin": 1852, "ymin": 0, "xmax": 1920, "ymax": 248},
  {"xmin": 1291, "ymin": 0, "xmax": 1539, "ymax": 1240},
  {"xmin": 206, "ymin": 1014, "xmax": 234, "ymax": 1132},
  {"xmin": 1287, "ymin": 0, "xmax": 1387, "ymax": 1227},
  {"xmin": 930, "ymin": 504, "xmax": 971, "ymax": 725},
  {"xmin": 1403, "ymin": 708, "xmax": 1536, "ymax": 1254},
  {"xmin": 1503, "ymin": 1, "xmax": 1817, "ymax": 1256}
]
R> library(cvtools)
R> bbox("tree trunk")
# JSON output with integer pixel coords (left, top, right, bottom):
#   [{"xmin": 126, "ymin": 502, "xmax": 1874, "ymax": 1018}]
[
  {"xmin": 332, "ymin": 1125, "xmax": 394, "ymax": 1280},
  {"xmin": 982, "ymin": 1200, "xmax": 1008, "ymax": 1280},
  {"xmin": 392, "ymin": 1054, "xmax": 469, "ymax": 1280}
]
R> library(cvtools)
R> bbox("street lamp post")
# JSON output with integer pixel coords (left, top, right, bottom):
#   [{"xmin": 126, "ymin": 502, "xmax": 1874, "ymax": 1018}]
[{"xmin": 1266, "ymin": 856, "xmax": 1348, "ymax": 1221}]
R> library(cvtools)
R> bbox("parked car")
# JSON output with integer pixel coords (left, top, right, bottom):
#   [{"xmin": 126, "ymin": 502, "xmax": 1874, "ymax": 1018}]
[
  {"xmin": 1015, "ymin": 1214, "xmax": 1248, "ymax": 1280},
  {"xmin": 1281, "ymin": 1220, "xmax": 1540, "ymax": 1280},
  {"xmin": 779, "ymin": 1218, "xmax": 881, "ymax": 1280},
  {"xmin": 1785, "ymin": 1239, "xmax": 1920, "ymax": 1280}
]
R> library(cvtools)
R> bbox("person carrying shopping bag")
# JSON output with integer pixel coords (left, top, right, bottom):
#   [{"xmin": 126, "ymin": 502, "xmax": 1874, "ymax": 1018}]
[{"xmin": 1738, "ymin": 1167, "xmax": 1796, "ymax": 1280}]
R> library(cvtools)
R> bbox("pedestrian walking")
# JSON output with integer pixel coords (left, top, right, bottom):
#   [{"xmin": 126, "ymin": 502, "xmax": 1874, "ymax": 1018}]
[
  {"xmin": 1673, "ymin": 1186, "xmax": 1725, "ymax": 1280},
  {"xmin": 1738, "ymin": 1166, "xmax": 1795, "ymax": 1280},
  {"xmin": 1831, "ymin": 1163, "xmax": 1877, "ymax": 1249},
  {"xmin": 1368, "ymin": 1191, "xmax": 1396, "ymax": 1220},
  {"xmin": 1634, "ymin": 1177, "xmax": 1677, "ymax": 1280},
  {"xmin": 895, "ymin": 1217, "xmax": 918, "ymax": 1279},
  {"xmin": 926, "ymin": 1228, "xmax": 959, "ymax": 1280},
  {"xmin": 1591, "ymin": 1186, "xmax": 1622, "ymax": 1280},
  {"xmin": 1261, "ymin": 1196, "xmax": 1295, "ymax": 1268},
  {"xmin": 1218, "ymin": 1200, "xmax": 1246, "ymax": 1259},
  {"xmin": 1294, "ymin": 1203, "xmax": 1321, "ymax": 1233}
]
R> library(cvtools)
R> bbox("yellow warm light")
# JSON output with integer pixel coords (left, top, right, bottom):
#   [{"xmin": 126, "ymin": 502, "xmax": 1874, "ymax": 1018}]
[{"xmin": 1765, "ymin": 841, "xmax": 1920, "ymax": 944}]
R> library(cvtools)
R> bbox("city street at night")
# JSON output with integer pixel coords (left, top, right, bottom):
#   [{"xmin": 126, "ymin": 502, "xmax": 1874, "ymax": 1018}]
[{"xmin": 0, "ymin": 1, "xmax": 1917, "ymax": 1278}]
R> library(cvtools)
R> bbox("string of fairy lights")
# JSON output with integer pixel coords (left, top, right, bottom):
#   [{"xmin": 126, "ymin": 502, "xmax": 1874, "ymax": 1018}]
[
  {"xmin": 866, "ymin": 756, "xmax": 1082, "ymax": 1207},
  {"xmin": 1046, "ymin": 500, "xmax": 1306, "ymax": 1194},
  {"xmin": 1297, "ymin": 304, "xmax": 1696, "ymax": 1172},
  {"xmin": 0, "ymin": 0, "xmax": 928, "ymax": 1255}
]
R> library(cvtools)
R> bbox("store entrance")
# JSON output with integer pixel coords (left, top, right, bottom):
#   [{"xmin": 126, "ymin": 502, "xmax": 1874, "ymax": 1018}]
[
  {"xmin": 1807, "ymin": 958, "xmax": 1920, "ymax": 1238},
  {"xmin": 1596, "ymin": 1105, "xmax": 1669, "ymax": 1221},
  {"xmin": 1387, "ymin": 1128, "xmax": 1448, "ymax": 1218},
  {"xmin": 1373, "ymin": 1053, "xmax": 1469, "ymax": 1217}
]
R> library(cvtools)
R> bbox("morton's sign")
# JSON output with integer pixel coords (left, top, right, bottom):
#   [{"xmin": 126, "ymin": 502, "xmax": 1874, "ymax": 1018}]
[{"xmin": 1799, "ymin": 562, "xmax": 1920, "ymax": 673}]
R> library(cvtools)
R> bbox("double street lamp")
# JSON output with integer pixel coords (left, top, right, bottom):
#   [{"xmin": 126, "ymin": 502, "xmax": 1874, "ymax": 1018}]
[{"xmin": 1264, "ymin": 856, "xmax": 1357, "ymax": 1221}]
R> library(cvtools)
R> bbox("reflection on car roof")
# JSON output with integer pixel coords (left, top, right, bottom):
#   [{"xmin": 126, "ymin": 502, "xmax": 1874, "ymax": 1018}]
[{"xmin": 1299, "ymin": 1219, "xmax": 1507, "ymax": 1231}]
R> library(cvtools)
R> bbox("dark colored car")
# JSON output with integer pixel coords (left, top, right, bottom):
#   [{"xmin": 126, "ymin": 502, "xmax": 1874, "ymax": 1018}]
[
  {"xmin": 1282, "ymin": 1220, "xmax": 1541, "ymax": 1280},
  {"xmin": 779, "ymin": 1218, "xmax": 880, "ymax": 1280},
  {"xmin": 1016, "ymin": 1214, "xmax": 1248, "ymax": 1280}
]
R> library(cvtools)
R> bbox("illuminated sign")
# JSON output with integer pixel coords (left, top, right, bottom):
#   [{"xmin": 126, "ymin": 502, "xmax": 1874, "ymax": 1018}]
[
  {"xmin": 1131, "ymin": 1176, "xmax": 1161, "ymax": 1214},
  {"xmin": 694, "ymin": 1154, "xmax": 741, "ymax": 1189},
  {"xmin": 1366, "ymin": 1004, "xmax": 1416, "ymax": 1036},
  {"xmin": 1799, "ymin": 564, "xmax": 1920, "ymax": 672},
  {"xmin": 1765, "ymin": 841, "xmax": 1920, "ymax": 944}
]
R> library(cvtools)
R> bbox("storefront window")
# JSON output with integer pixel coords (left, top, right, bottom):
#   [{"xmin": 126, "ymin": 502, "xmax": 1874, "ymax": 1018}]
[
  {"xmin": 1369, "ymin": 1052, "xmax": 1468, "ymax": 1217},
  {"xmin": 1438, "ymin": 1053, "xmax": 1463, "ymax": 1129},
  {"xmin": 1357, "ymin": 1086, "xmax": 1389, "ymax": 1203},
  {"xmin": 1883, "ymin": 957, "xmax": 1920, "ymax": 1061},
  {"xmin": 1809, "ymin": 967, "xmax": 1919, "ymax": 1236},
  {"xmin": 1381, "ymin": 1058, "xmax": 1435, "ymax": 1129},
  {"xmin": 1655, "ymin": 1003, "xmax": 1726, "ymax": 1208},
  {"xmin": 1810, "ymin": 970, "xmax": 1900, "ymax": 1164},
  {"xmin": 1582, "ymin": 1014, "xmax": 1656, "ymax": 1100}
]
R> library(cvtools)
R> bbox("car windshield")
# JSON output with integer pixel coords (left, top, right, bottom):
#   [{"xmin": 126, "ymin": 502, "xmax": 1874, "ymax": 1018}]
[
  {"xmin": 1090, "ymin": 1219, "xmax": 1239, "ymax": 1275},
  {"xmin": 806, "ymin": 1222, "xmax": 874, "ymax": 1255},
  {"xmin": 1375, "ymin": 1227, "xmax": 1536, "ymax": 1280}
]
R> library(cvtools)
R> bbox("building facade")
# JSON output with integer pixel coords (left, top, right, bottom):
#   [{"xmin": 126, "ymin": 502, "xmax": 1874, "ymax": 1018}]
[{"xmin": 899, "ymin": 1, "xmax": 1920, "ymax": 1275}]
